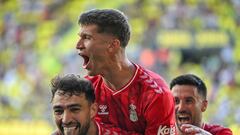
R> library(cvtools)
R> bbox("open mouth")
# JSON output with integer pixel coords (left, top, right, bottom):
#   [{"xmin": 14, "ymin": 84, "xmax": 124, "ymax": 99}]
[
  {"xmin": 81, "ymin": 55, "xmax": 90, "ymax": 69},
  {"xmin": 63, "ymin": 125, "xmax": 80, "ymax": 135},
  {"xmin": 177, "ymin": 115, "xmax": 191, "ymax": 124}
]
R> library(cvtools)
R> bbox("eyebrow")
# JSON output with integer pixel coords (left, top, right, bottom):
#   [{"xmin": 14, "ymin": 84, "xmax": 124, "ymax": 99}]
[
  {"xmin": 53, "ymin": 104, "xmax": 81, "ymax": 109},
  {"xmin": 78, "ymin": 32, "xmax": 92, "ymax": 36},
  {"xmin": 67, "ymin": 104, "xmax": 81, "ymax": 108},
  {"xmin": 174, "ymin": 96, "xmax": 194, "ymax": 100},
  {"xmin": 185, "ymin": 96, "xmax": 195, "ymax": 101}
]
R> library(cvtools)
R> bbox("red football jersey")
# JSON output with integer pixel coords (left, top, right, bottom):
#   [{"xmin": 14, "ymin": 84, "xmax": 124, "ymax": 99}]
[
  {"xmin": 86, "ymin": 64, "xmax": 176, "ymax": 135},
  {"xmin": 96, "ymin": 120, "xmax": 140, "ymax": 135},
  {"xmin": 203, "ymin": 123, "xmax": 233, "ymax": 135}
]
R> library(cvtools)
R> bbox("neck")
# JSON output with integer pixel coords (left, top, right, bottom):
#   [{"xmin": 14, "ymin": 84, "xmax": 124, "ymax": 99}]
[
  {"xmin": 102, "ymin": 60, "xmax": 136, "ymax": 91},
  {"xmin": 87, "ymin": 121, "xmax": 98, "ymax": 135}
]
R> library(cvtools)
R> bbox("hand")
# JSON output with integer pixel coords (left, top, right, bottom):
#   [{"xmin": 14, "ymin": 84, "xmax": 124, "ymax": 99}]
[{"xmin": 180, "ymin": 124, "xmax": 212, "ymax": 135}]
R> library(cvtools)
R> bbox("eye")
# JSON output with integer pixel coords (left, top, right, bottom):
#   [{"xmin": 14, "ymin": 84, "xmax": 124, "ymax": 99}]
[
  {"xmin": 185, "ymin": 98, "xmax": 193, "ymax": 104},
  {"xmin": 174, "ymin": 98, "xmax": 180, "ymax": 105},
  {"xmin": 81, "ymin": 34, "xmax": 91, "ymax": 40},
  {"xmin": 54, "ymin": 109, "xmax": 63, "ymax": 115},
  {"xmin": 70, "ymin": 107, "xmax": 80, "ymax": 113}
]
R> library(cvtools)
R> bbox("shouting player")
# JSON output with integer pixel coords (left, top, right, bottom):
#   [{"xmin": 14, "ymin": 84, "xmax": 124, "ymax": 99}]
[
  {"xmin": 76, "ymin": 9, "xmax": 176, "ymax": 134},
  {"xmin": 170, "ymin": 74, "xmax": 232, "ymax": 135}
]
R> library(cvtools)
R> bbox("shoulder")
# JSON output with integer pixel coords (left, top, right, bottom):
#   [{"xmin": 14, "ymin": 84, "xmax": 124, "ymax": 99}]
[
  {"xmin": 136, "ymin": 64, "xmax": 170, "ymax": 94},
  {"xmin": 95, "ymin": 120, "xmax": 128, "ymax": 135},
  {"xmin": 135, "ymin": 65, "xmax": 174, "ymax": 108},
  {"xmin": 203, "ymin": 123, "xmax": 233, "ymax": 135}
]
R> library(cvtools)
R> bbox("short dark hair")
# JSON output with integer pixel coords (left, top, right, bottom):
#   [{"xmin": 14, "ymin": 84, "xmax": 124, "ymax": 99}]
[
  {"xmin": 50, "ymin": 74, "xmax": 95, "ymax": 103},
  {"xmin": 78, "ymin": 9, "xmax": 130, "ymax": 48},
  {"xmin": 170, "ymin": 74, "xmax": 207, "ymax": 99}
]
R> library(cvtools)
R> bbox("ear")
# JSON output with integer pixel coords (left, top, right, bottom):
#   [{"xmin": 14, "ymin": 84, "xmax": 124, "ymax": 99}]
[
  {"xmin": 90, "ymin": 102, "xmax": 98, "ymax": 119},
  {"xmin": 108, "ymin": 39, "xmax": 120, "ymax": 52},
  {"xmin": 201, "ymin": 100, "xmax": 208, "ymax": 112}
]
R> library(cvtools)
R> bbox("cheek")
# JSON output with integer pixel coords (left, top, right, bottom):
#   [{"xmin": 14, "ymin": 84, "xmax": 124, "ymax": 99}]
[
  {"xmin": 174, "ymin": 104, "xmax": 182, "ymax": 111},
  {"xmin": 54, "ymin": 115, "xmax": 61, "ymax": 124},
  {"xmin": 174, "ymin": 106, "xmax": 178, "ymax": 112},
  {"xmin": 84, "ymin": 40, "xmax": 91, "ymax": 45},
  {"xmin": 74, "ymin": 112, "xmax": 89, "ymax": 123},
  {"xmin": 54, "ymin": 117, "xmax": 63, "ymax": 132},
  {"xmin": 191, "ymin": 105, "xmax": 201, "ymax": 114}
]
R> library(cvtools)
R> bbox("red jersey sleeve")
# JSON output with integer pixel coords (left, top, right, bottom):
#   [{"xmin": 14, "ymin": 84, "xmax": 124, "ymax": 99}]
[{"xmin": 203, "ymin": 123, "xmax": 233, "ymax": 135}]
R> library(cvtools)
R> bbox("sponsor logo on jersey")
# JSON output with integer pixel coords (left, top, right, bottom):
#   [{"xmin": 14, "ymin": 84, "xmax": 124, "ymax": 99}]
[
  {"xmin": 129, "ymin": 103, "xmax": 138, "ymax": 122},
  {"xmin": 98, "ymin": 105, "xmax": 109, "ymax": 115},
  {"xmin": 157, "ymin": 125, "xmax": 176, "ymax": 135}
]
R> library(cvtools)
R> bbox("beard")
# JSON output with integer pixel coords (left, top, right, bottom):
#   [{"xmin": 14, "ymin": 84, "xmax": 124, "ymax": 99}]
[
  {"xmin": 59, "ymin": 119, "xmax": 91, "ymax": 135},
  {"xmin": 78, "ymin": 119, "xmax": 90, "ymax": 135}
]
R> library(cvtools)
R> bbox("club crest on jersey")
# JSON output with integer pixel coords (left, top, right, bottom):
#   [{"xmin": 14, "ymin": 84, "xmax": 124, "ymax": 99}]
[
  {"xmin": 129, "ymin": 103, "xmax": 138, "ymax": 122},
  {"xmin": 98, "ymin": 105, "xmax": 109, "ymax": 115}
]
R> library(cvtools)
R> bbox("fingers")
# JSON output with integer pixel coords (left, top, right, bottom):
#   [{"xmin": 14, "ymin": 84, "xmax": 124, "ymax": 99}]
[
  {"xmin": 180, "ymin": 124, "xmax": 212, "ymax": 135},
  {"xmin": 181, "ymin": 124, "xmax": 201, "ymax": 134},
  {"xmin": 185, "ymin": 127, "xmax": 201, "ymax": 133}
]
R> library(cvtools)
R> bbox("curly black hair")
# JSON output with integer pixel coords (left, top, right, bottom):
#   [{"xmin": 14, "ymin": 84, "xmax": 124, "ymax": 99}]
[{"xmin": 50, "ymin": 74, "xmax": 95, "ymax": 103}]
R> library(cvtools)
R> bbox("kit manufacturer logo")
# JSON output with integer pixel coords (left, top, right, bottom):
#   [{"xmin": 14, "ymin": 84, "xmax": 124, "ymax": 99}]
[{"xmin": 98, "ymin": 104, "xmax": 109, "ymax": 115}]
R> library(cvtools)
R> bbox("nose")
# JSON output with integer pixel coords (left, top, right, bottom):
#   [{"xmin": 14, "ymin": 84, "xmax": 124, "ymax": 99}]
[
  {"xmin": 76, "ymin": 39, "xmax": 84, "ymax": 50},
  {"xmin": 62, "ymin": 111, "xmax": 72, "ymax": 124},
  {"xmin": 176, "ymin": 101, "xmax": 186, "ymax": 112}
]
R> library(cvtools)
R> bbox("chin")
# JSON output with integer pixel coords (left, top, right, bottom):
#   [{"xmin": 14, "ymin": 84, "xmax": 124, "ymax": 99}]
[
  {"xmin": 87, "ymin": 71, "xmax": 96, "ymax": 76},
  {"xmin": 87, "ymin": 69, "xmax": 101, "ymax": 77},
  {"xmin": 64, "ymin": 128, "xmax": 80, "ymax": 135}
]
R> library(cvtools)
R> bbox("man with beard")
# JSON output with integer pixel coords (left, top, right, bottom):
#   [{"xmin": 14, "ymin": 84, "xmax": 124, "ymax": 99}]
[
  {"xmin": 75, "ymin": 9, "xmax": 176, "ymax": 135},
  {"xmin": 51, "ymin": 74, "xmax": 130, "ymax": 135},
  {"xmin": 170, "ymin": 74, "xmax": 232, "ymax": 135}
]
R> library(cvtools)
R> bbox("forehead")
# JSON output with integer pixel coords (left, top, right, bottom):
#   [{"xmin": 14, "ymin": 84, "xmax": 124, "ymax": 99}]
[
  {"xmin": 171, "ymin": 85, "xmax": 199, "ymax": 98},
  {"xmin": 79, "ymin": 24, "xmax": 114, "ymax": 38},
  {"xmin": 79, "ymin": 24, "xmax": 99, "ymax": 34},
  {"xmin": 52, "ymin": 91, "xmax": 87, "ymax": 106}
]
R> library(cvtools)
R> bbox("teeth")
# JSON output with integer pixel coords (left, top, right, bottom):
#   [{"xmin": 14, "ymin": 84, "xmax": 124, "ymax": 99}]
[
  {"xmin": 178, "ymin": 114, "xmax": 189, "ymax": 117},
  {"xmin": 178, "ymin": 117, "xmax": 190, "ymax": 124},
  {"xmin": 64, "ymin": 127, "xmax": 76, "ymax": 135},
  {"xmin": 178, "ymin": 114, "xmax": 190, "ymax": 119}
]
